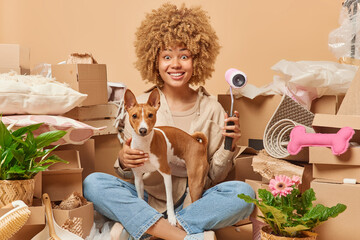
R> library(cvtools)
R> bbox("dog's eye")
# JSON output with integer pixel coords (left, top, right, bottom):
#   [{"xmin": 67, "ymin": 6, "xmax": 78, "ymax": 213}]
[
  {"xmin": 132, "ymin": 114, "xmax": 137, "ymax": 119},
  {"xmin": 148, "ymin": 113, "xmax": 153, "ymax": 118}
]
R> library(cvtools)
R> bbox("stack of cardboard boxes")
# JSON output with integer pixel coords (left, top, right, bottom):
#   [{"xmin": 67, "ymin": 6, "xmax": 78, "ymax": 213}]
[
  {"xmin": 308, "ymin": 70, "xmax": 360, "ymax": 240},
  {"xmin": 0, "ymin": 44, "xmax": 126, "ymax": 239},
  {"xmin": 217, "ymin": 87, "xmax": 347, "ymax": 240}
]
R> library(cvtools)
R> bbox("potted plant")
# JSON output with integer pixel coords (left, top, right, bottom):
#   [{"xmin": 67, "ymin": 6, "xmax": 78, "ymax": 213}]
[
  {"xmin": 238, "ymin": 175, "xmax": 347, "ymax": 240},
  {"xmin": 0, "ymin": 119, "xmax": 67, "ymax": 207}
]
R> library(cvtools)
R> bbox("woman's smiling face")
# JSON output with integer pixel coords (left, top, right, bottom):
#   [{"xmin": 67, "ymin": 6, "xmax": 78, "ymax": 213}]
[{"xmin": 158, "ymin": 45, "xmax": 193, "ymax": 88}]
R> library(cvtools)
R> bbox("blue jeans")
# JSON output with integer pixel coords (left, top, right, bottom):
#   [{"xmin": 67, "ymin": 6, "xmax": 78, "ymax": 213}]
[{"xmin": 83, "ymin": 172, "xmax": 255, "ymax": 240}]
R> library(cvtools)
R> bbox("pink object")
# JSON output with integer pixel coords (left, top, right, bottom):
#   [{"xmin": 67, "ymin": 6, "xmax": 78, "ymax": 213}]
[
  {"xmin": 2, "ymin": 115, "xmax": 105, "ymax": 145},
  {"xmin": 269, "ymin": 175, "xmax": 293, "ymax": 197},
  {"xmin": 287, "ymin": 125, "xmax": 355, "ymax": 156}
]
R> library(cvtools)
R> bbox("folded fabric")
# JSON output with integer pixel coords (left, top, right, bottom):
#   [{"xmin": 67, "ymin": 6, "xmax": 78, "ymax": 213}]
[
  {"xmin": 2, "ymin": 115, "xmax": 105, "ymax": 145},
  {"xmin": 0, "ymin": 71, "xmax": 87, "ymax": 115}
]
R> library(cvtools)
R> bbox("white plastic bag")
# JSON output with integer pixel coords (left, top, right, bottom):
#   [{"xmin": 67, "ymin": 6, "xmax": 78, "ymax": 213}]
[{"xmin": 329, "ymin": 1, "xmax": 360, "ymax": 59}]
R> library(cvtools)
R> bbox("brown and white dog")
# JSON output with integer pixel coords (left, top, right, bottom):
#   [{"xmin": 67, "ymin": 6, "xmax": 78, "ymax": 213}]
[{"xmin": 124, "ymin": 88, "xmax": 209, "ymax": 225}]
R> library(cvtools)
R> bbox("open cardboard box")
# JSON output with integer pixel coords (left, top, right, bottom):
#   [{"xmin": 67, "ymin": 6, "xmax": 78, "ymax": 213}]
[
  {"xmin": 311, "ymin": 180, "xmax": 359, "ymax": 240},
  {"xmin": 225, "ymin": 147, "xmax": 261, "ymax": 182},
  {"xmin": 52, "ymin": 64, "xmax": 108, "ymax": 106},
  {"xmin": 42, "ymin": 149, "xmax": 83, "ymax": 201},
  {"xmin": 0, "ymin": 198, "xmax": 45, "ymax": 240},
  {"xmin": 310, "ymin": 114, "xmax": 360, "ymax": 182},
  {"xmin": 53, "ymin": 201, "xmax": 94, "ymax": 238},
  {"xmin": 217, "ymin": 94, "xmax": 343, "ymax": 150},
  {"xmin": 57, "ymin": 139, "xmax": 96, "ymax": 180}
]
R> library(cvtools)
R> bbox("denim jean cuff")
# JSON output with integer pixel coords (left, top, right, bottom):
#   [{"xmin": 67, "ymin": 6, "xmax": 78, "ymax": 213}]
[
  {"xmin": 176, "ymin": 212, "xmax": 202, "ymax": 235},
  {"xmin": 126, "ymin": 211, "xmax": 163, "ymax": 240}
]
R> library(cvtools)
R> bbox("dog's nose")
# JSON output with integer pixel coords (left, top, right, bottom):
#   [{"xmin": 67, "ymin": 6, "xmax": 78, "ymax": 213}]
[{"xmin": 139, "ymin": 128, "xmax": 147, "ymax": 136}]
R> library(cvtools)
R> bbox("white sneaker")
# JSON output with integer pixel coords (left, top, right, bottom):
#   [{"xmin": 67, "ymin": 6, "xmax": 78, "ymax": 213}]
[{"xmin": 110, "ymin": 222, "xmax": 130, "ymax": 240}]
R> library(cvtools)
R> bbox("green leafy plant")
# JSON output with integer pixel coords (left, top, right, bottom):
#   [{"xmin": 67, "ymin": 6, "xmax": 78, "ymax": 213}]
[
  {"xmin": 0, "ymin": 119, "xmax": 68, "ymax": 180},
  {"xmin": 238, "ymin": 175, "xmax": 346, "ymax": 238}
]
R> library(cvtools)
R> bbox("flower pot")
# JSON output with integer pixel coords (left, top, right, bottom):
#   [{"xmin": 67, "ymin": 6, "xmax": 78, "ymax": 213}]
[
  {"xmin": 0, "ymin": 179, "xmax": 35, "ymax": 207},
  {"xmin": 260, "ymin": 226, "xmax": 317, "ymax": 240}
]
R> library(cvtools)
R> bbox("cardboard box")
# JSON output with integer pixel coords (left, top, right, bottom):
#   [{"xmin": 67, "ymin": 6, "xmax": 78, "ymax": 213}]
[
  {"xmin": 310, "ymin": 95, "xmax": 344, "ymax": 115},
  {"xmin": 0, "ymin": 44, "xmax": 30, "ymax": 74},
  {"xmin": 310, "ymin": 146, "xmax": 360, "ymax": 166},
  {"xmin": 215, "ymin": 223, "xmax": 252, "ymax": 240},
  {"xmin": 53, "ymin": 202, "xmax": 94, "ymax": 238},
  {"xmin": 52, "ymin": 64, "xmax": 108, "ymax": 106},
  {"xmin": 0, "ymin": 67, "xmax": 30, "ymax": 75},
  {"xmin": 62, "ymin": 103, "xmax": 119, "ymax": 135},
  {"xmin": 62, "ymin": 103, "xmax": 118, "ymax": 121},
  {"xmin": 312, "ymin": 164, "xmax": 360, "ymax": 183},
  {"xmin": 218, "ymin": 94, "xmax": 282, "ymax": 148},
  {"xmin": 311, "ymin": 180, "xmax": 359, "ymax": 240},
  {"xmin": 57, "ymin": 139, "xmax": 96, "ymax": 180},
  {"xmin": 310, "ymin": 114, "xmax": 360, "ymax": 182},
  {"xmin": 217, "ymin": 94, "xmax": 342, "ymax": 149},
  {"xmin": 337, "ymin": 69, "xmax": 360, "ymax": 115},
  {"xmin": 225, "ymin": 154, "xmax": 262, "ymax": 182},
  {"xmin": 93, "ymin": 134, "xmax": 121, "ymax": 176},
  {"xmin": 0, "ymin": 199, "xmax": 46, "ymax": 240},
  {"xmin": 42, "ymin": 149, "xmax": 83, "ymax": 201},
  {"xmin": 33, "ymin": 172, "xmax": 42, "ymax": 199}
]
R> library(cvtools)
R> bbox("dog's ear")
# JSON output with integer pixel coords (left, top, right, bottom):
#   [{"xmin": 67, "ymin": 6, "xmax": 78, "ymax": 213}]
[
  {"xmin": 147, "ymin": 88, "xmax": 160, "ymax": 110},
  {"xmin": 124, "ymin": 89, "xmax": 137, "ymax": 111}
]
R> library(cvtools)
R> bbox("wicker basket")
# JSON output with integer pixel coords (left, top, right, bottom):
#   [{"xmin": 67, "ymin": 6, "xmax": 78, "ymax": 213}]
[
  {"xmin": 0, "ymin": 179, "xmax": 35, "ymax": 207},
  {"xmin": 260, "ymin": 226, "xmax": 317, "ymax": 240}
]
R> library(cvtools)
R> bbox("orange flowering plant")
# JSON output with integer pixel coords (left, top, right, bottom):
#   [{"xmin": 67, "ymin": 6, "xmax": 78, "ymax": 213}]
[{"xmin": 238, "ymin": 175, "xmax": 346, "ymax": 238}]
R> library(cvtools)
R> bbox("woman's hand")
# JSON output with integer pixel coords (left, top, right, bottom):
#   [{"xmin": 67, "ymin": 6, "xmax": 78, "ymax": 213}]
[
  {"xmin": 118, "ymin": 138, "xmax": 149, "ymax": 168},
  {"xmin": 222, "ymin": 110, "xmax": 241, "ymax": 151}
]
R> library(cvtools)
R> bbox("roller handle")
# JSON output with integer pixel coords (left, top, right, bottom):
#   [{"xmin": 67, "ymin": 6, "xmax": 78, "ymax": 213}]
[
  {"xmin": 224, "ymin": 121, "xmax": 235, "ymax": 150},
  {"xmin": 42, "ymin": 193, "xmax": 61, "ymax": 240}
]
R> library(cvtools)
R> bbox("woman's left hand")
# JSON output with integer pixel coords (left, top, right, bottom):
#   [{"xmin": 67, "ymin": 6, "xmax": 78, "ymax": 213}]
[{"xmin": 222, "ymin": 110, "xmax": 241, "ymax": 151}]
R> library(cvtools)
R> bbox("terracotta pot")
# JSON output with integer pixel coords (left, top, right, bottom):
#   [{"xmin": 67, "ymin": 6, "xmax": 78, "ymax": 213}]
[
  {"xmin": 0, "ymin": 179, "xmax": 35, "ymax": 207},
  {"xmin": 260, "ymin": 226, "xmax": 317, "ymax": 240}
]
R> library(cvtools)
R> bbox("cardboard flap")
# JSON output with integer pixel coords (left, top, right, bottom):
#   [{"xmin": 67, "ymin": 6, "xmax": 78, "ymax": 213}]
[
  {"xmin": 238, "ymin": 146, "xmax": 258, "ymax": 155},
  {"xmin": 312, "ymin": 114, "xmax": 360, "ymax": 130},
  {"xmin": 48, "ymin": 149, "xmax": 81, "ymax": 170},
  {"xmin": 337, "ymin": 69, "xmax": 360, "ymax": 115}
]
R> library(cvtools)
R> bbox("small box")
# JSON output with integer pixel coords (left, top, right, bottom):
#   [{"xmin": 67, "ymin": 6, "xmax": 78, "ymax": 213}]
[
  {"xmin": 0, "ymin": 44, "xmax": 30, "ymax": 74},
  {"xmin": 42, "ymin": 150, "xmax": 83, "ymax": 201},
  {"xmin": 0, "ymin": 199, "xmax": 45, "ymax": 240},
  {"xmin": 53, "ymin": 202, "xmax": 94, "ymax": 238},
  {"xmin": 311, "ymin": 180, "xmax": 359, "ymax": 240},
  {"xmin": 52, "ymin": 64, "xmax": 108, "ymax": 106}
]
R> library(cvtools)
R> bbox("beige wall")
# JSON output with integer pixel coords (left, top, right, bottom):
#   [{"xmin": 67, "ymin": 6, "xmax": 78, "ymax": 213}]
[{"xmin": 0, "ymin": 0, "xmax": 344, "ymax": 96}]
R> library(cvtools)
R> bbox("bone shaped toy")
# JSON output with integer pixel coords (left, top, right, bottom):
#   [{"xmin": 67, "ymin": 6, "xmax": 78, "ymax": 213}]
[{"xmin": 287, "ymin": 125, "xmax": 355, "ymax": 156}]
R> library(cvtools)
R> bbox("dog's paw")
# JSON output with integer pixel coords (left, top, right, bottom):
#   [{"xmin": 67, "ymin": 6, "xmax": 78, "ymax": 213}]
[{"xmin": 168, "ymin": 215, "xmax": 177, "ymax": 226}]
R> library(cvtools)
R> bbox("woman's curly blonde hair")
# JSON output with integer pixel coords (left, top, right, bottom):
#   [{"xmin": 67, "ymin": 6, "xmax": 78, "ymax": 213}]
[{"xmin": 134, "ymin": 3, "xmax": 220, "ymax": 86}]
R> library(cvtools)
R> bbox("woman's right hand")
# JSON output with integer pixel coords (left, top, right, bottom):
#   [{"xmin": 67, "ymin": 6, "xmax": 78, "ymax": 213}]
[{"xmin": 119, "ymin": 138, "xmax": 149, "ymax": 168}]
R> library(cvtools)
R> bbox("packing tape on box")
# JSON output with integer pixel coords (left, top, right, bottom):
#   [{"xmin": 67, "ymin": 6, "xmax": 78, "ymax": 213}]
[
  {"xmin": 343, "ymin": 178, "xmax": 357, "ymax": 184},
  {"xmin": 263, "ymin": 95, "xmax": 315, "ymax": 158}
]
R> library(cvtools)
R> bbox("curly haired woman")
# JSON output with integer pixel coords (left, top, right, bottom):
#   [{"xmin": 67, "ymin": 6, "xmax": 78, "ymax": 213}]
[{"xmin": 84, "ymin": 3, "xmax": 254, "ymax": 240}]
